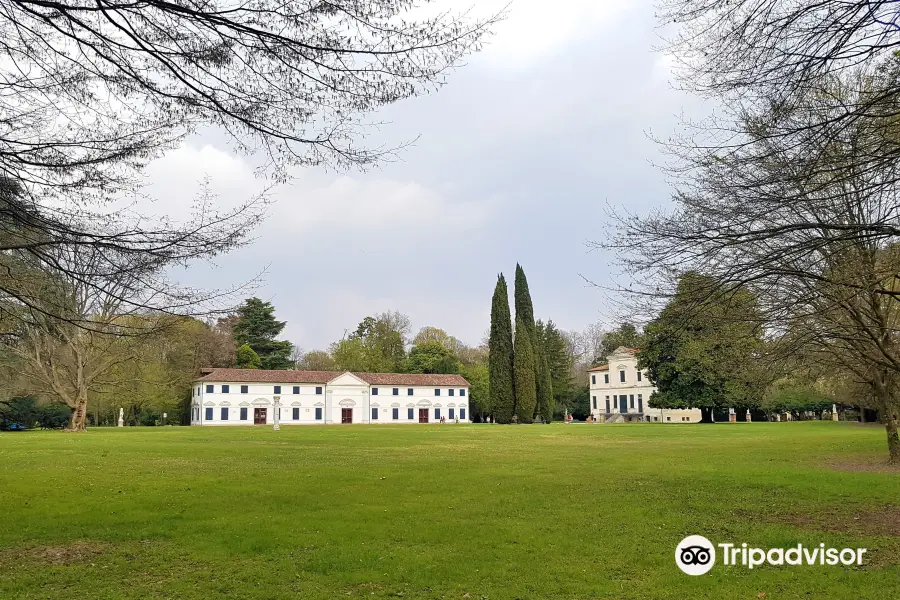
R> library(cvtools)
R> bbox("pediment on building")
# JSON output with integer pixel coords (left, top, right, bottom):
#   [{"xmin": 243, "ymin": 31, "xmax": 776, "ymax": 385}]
[{"xmin": 327, "ymin": 372, "xmax": 369, "ymax": 387}]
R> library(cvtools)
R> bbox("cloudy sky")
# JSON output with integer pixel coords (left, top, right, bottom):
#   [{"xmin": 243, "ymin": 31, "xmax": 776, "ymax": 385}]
[{"xmin": 145, "ymin": 1, "xmax": 699, "ymax": 352}]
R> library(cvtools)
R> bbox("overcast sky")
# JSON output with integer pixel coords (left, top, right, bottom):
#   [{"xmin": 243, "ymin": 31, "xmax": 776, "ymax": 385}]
[{"xmin": 144, "ymin": 1, "xmax": 699, "ymax": 352}]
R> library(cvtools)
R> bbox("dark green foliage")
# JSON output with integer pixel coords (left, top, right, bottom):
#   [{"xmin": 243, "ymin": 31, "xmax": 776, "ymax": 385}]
[
  {"xmin": 460, "ymin": 362, "xmax": 489, "ymax": 421},
  {"xmin": 514, "ymin": 264, "xmax": 536, "ymax": 337},
  {"xmin": 537, "ymin": 349, "xmax": 553, "ymax": 422},
  {"xmin": 232, "ymin": 298, "xmax": 294, "ymax": 370},
  {"xmin": 763, "ymin": 378, "xmax": 834, "ymax": 416},
  {"xmin": 404, "ymin": 341, "xmax": 460, "ymax": 374},
  {"xmin": 38, "ymin": 403, "xmax": 72, "ymax": 429},
  {"xmin": 0, "ymin": 396, "xmax": 39, "ymax": 428},
  {"xmin": 513, "ymin": 264, "xmax": 539, "ymax": 420},
  {"xmin": 514, "ymin": 315, "xmax": 537, "ymax": 424},
  {"xmin": 537, "ymin": 319, "xmax": 573, "ymax": 406},
  {"xmin": 568, "ymin": 384, "xmax": 591, "ymax": 421},
  {"xmin": 235, "ymin": 343, "xmax": 262, "ymax": 369},
  {"xmin": 139, "ymin": 410, "xmax": 163, "ymax": 426},
  {"xmin": 489, "ymin": 275, "xmax": 516, "ymax": 424},
  {"xmin": 597, "ymin": 323, "xmax": 645, "ymax": 364},
  {"xmin": 640, "ymin": 272, "xmax": 767, "ymax": 422}
]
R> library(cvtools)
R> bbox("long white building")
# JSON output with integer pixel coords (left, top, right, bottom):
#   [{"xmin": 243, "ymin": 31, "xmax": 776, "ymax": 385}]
[
  {"xmin": 190, "ymin": 369, "xmax": 471, "ymax": 426},
  {"xmin": 588, "ymin": 347, "xmax": 701, "ymax": 423}
]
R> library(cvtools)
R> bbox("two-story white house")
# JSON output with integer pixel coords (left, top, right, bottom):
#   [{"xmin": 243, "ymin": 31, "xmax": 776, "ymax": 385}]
[
  {"xmin": 190, "ymin": 369, "xmax": 471, "ymax": 426},
  {"xmin": 587, "ymin": 347, "xmax": 701, "ymax": 423}
]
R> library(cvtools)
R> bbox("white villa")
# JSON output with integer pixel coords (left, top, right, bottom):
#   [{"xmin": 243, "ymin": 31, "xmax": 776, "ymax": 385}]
[
  {"xmin": 588, "ymin": 347, "xmax": 702, "ymax": 423},
  {"xmin": 190, "ymin": 369, "xmax": 471, "ymax": 426}
]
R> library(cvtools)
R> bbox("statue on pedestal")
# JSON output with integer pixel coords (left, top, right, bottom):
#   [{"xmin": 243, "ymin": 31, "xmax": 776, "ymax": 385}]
[
  {"xmin": 273, "ymin": 396, "xmax": 281, "ymax": 431},
  {"xmin": 118, "ymin": 408, "xmax": 124, "ymax": 427}
]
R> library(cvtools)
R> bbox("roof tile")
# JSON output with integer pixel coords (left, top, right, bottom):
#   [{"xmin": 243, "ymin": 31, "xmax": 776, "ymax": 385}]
[{"xmin": 196, "ymin": 368, "xmax": 469, "ymax": 387}]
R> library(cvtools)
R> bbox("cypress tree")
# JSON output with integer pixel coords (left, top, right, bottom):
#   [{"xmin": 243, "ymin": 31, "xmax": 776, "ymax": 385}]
[
  {"xmin": 533, "ymin": 320, "xmax": 554, "ymax": 422},
  {"xmin": 514, "ymin": 264, "xmax": 539, "ymax": 420},
  {"xmin": 489, "ymin": 274, "xmax": 516, "ymax": 423},
  {"xmin": 514, "ymin": 264, "xmax": 535, "ymax": 336},
  {"xmin": 514, "ymin": 315, "xmax": 537, "ymax": 423}
]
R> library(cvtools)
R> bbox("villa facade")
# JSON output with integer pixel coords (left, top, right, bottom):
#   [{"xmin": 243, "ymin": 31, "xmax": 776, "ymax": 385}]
[
  {"xmin": 191, "ymin": 369, "xmax": 470, "ymax": 426},
  {"xmin": 587, "ymin": 347, "xmax": 701, "ymax": 423}
]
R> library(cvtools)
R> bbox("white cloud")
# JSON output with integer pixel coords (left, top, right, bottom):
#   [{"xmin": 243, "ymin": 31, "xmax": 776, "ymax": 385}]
[
  {"xmin": 134, "ymin": 5, "xmax": 688, "ymax": 351},
  {"xmin": 142, "ymin": 143, "xmax": 262, "ymax": 217},
  {"xmin": 144, "ymin": 143, "xmax": 498, "ymax": 239},
  {"xmin": 445, "ymin": 0, "xmax": 630, "ymax": 68},
  {"xmin": 269, "ymin": 176, "xmax": 498, "ymax": 238}
]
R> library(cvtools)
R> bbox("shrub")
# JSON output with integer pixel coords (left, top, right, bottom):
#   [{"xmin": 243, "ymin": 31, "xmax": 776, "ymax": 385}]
[
  {"xmin": 0, "ymin": 396, "xmax": 39, "ymax": 429},
  {"xmin": 38, "ymin": 403, "xmax": 73, "ymax": 429}
]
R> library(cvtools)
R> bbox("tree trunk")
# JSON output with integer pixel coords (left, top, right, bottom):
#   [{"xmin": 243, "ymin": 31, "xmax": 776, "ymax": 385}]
[
  {"xmin": 700, "ymin": 407, "xmax": 715, "ymax": 423},
  {"xmin": 67, "ymin": 393, "xmax": 88, "ymax": 432},
  {"xmin": 887, "ymin": 419, "xmax": 900, "ymax": 466}
]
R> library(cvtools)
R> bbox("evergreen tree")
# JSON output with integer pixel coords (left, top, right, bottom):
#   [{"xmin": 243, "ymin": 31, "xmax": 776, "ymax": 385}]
[
  {"xmin": 597, "ymin": 323, "xmax": 645, "ymax": 365},
  {"xmin": 489, "ymin": 275, "xmax": 516, "ymax": 423},
  {"xmin": 235, "ymin": 344, "xmax": 261, "ymax": 369},
  {"xmin": 514, "ymin": 264, "xmax": 540, "ymax": 419},
  {"xmin": 232, "ymin": 298, "xmax": 294, "ymax": 370},
  {"xmin": 537, "ymin": 319, "xmax": 573, "ymax": 407},
  {"xmin": 514, "ymin": 315, "xmax": 537, "ymax": 423},
  {"xmin": 538, "ymin": 349, "xmax": 554, "ymax": 423},
  {"xmin": 514, "ymin": 264, "xmax": 535, "ymax": 335},
  {"xmin": 640, "ymin": 273, "xmax": 767, "ymax": 423}
]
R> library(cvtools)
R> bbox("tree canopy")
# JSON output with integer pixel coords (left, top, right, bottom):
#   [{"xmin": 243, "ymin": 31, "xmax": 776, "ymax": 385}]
[
  {"xmin": 640, "ymin": 273, "xmax": 767, "ymax": 422},
  {"xmin": 235, "ymin": 344, "xmax": 262, "ymax": 370},
  {"xmin": 489, "ymin": 275, "xmax": 516, "ymax": 424},
  {"xmin": 404, "ymin": 341, "xmax": 461, "ymax": 375},
  {"xmin": 232, "ymin": 298, "xmax": 294, "ymax": 370}
]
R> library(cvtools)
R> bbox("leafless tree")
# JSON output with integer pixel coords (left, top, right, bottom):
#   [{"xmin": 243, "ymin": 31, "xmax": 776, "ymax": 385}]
[
  {"xmin": 601, "ymin": 67, "xmax": 900, "ymax": 462},
  {"xmin": 9, "ymin": 244, "xmax": 182, "ymax": 430},
  {"xmin": 660, "ymin": 1, "xmax": 900, "ymax": 100},
  {"xmin": 0, "ymin": 1, "xmax": 500, "ymax": 324}
]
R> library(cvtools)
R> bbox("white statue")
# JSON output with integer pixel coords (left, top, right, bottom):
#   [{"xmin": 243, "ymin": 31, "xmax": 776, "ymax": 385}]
[
  {"xmin": 118, "ymin": 407, "xmax": 124, "ymax": 427},
  {"xmin": 832, "ymin": 404, "xmax": 839, "ymax": 422},
  {"xmin": 273, "ymin": 396, "xmax": 281, "ymax": 431}
]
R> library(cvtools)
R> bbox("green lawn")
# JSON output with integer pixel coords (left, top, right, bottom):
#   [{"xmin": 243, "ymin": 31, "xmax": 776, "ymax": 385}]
[{"xmin": 0, "ymin": 423, "xmax": 897, "ymax": 599}]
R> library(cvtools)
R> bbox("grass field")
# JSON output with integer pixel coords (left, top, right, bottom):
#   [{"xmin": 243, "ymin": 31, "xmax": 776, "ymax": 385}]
[{"xmin": 0, "ymin": 423, "xmax": 898, "ymax": 600}]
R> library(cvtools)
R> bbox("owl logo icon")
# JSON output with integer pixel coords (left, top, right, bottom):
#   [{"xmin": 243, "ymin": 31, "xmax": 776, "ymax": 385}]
[{"xmin": 675, "ymin": 535, "xmax": 716, "ymax": 575}]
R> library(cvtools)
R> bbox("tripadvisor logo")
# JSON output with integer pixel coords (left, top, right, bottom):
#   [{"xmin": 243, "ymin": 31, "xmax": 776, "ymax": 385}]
[
  {"xmin": 675, "ymin": 536, "xmax": 867, "ymax": 575},
  {"xmin": 676, "ymin": 535, "xmax": 716, "ymax": 575}
]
